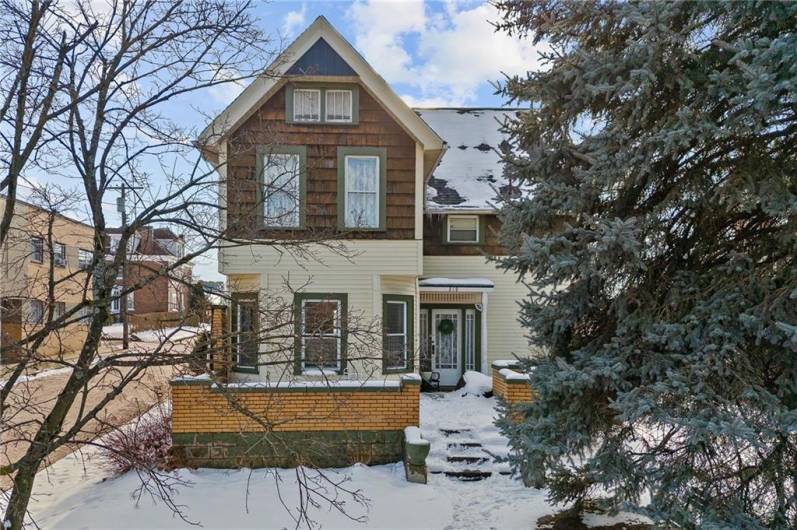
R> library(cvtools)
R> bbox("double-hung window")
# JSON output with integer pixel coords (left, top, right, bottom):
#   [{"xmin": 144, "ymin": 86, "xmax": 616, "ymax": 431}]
[
  {"xmin": 262, "ymin": 150, "xmax": 303, "ymax": 228},
  {"xmin": 111, "ymin": 286, "xmax": 122, "ymax": 313},
  {"xmin": 297, "ymin": 293, "xmax": 346, "ymax": 373},
  {"xmin": 53, "ymin": 301, "xmax": 66, "ymax": 320},
  {"xmin": 232, "ymin": 294, "xmax": 258, "ymax": 371},
  {"xmin": 325, "ymin": 90, "xmax": 353, "ymax": 122},
  {"xmin": 446, "ymin": 215, "xmax": 480, "ymax": 243},
  {"xmin": 383, "ymin": 295, "xmax": 413, "ymax": 372},
  {"xmin": 54, "ymin": 242, "xmax": 67, "ymax": 267},
  {"xmin": 343, "ymin": 155, "xmax": 380, "ymax": 229},
  {"xmin": 31, "ymin": 237, "xmax": 44, "ymax": 262},
  {"xmin": 293, "ymin": 89, "xmax": 321, "ymax": 122}
]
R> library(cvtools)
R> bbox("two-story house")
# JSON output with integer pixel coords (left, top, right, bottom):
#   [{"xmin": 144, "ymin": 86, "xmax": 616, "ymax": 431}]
[
  {"xmin": 105, "ymin": 227, "xmax": 192, "ymax": 322},
  {"xmin": 169, "ymin": 17, "xmax": 530, "ymax": 469},
  {"xmin": 0, "ymin": 197, "xmax": 94, "ymax": 364}
]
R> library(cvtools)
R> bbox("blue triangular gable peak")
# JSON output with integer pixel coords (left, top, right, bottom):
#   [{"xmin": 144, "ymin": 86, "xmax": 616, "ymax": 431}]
[{"xmin": 286, "ymin": 38, "xmax": 357, "ymax": 76}]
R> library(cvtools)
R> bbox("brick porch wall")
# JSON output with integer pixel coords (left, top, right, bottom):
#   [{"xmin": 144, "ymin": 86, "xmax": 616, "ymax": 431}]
[
  {"xmin": 170, "ymin": 375, "xmax": 421, "ymax": 468},
  {"xmin": 491, "ymin": 361, "xmax": 533, "ymax": 404}
]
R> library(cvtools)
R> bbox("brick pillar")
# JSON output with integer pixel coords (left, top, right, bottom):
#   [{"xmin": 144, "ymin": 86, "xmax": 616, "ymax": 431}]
[{"xmin": 209, "ymin": 304, "xmax": 229, "ymax": 382}]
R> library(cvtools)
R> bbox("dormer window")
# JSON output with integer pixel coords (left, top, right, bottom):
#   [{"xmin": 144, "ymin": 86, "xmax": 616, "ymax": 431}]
[
  {"xmin": 293, "ymin": 88, "xmax": 321, "ymax": 122},
  {"xmin": 325, "ymin": 90, "xmax": 352, "ymax": 122}
]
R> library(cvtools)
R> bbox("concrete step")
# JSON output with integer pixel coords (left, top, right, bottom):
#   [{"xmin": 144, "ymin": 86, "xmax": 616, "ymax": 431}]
[
  {"xmin": 447, "ymin": 442, "xmax": 483, "ymax": 450},
  {"xmin": 447, "ymin": 455, "xmax": 490, "ymax": 465}
]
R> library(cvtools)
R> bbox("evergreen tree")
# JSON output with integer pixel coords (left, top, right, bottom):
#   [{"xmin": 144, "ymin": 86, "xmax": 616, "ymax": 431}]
[{"xmin": 493, "ymin": 1, "xmax": 797, "ymax": 528}]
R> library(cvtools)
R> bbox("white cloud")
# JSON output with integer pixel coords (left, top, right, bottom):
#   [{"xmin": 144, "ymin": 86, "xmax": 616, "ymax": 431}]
[
  {"xmin": 347, "ymin": 0, "xmax": 544, "ymax": 106},
  {"xmin": 283, "ymin": 4, "xmax": 308, "ymax": 38}
]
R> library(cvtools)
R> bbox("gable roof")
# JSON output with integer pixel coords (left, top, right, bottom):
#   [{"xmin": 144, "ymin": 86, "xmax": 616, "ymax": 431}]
[
  {"xmin": 199, "ymin": 17, "xmax": 443, "ymax": 156},
  {"xmin": 416, "ymin": 108, "xmax": 523, "ymax": 213}
]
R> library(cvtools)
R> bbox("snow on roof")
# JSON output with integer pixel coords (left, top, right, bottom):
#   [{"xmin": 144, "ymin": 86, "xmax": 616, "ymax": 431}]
[
  {"xmin": 419, "ymin": 277, "xmax": 495, "ymax": 288},
  {"xmin": 415, "ymin": 108, "xmax": 524, "ymax": 212}
]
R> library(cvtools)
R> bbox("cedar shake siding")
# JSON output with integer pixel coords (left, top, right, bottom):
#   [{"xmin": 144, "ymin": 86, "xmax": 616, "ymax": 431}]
[
  {"xmin": 422, "ymin": 214, "xmax": 507, "ymax": 256},
  {"xmin": 226, "ymin": 85, "xmax": 417, "ymax": 240}
]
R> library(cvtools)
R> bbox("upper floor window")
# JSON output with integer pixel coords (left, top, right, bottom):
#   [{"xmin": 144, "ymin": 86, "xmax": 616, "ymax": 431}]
[
  {"xmin": 338, "ymin": 147, "xmax": 386, "ymax": 231},
  {"xmin": 446, "ymin": 215, "xmax": 480, "ymax": 243},
  {"xmin": 54, "ymin": 301, "xmax": 66, "ymax": 320},
  {"xmin": 29, "ymin": 299, "xmax": 44, "ymax": 324},
  {"xmin": 264, "ymin": 154, "xmax": 301, "ymax": 227},
  {"xmin": 287, "ymin": 85, "xmax": 359, "ymax": 125},
  {"xmin": 293, "ymin": 88, "xmax": 321, "ymax": 122},
  {"xmin": 54, "ymin": 242, "xmax": 67, "ymax": 267},
  {"xmin": 325, "ymin": 90, "xmax": 352, "ymax": 122},
  {"xmin": 30, "ymin": 237, "xmax": 43, "ymax": 262},
  {"xmin": 344, "ymin": 156, "xmax": 379, "ymax": 228},
  {"xmin": 78, "ymin": 249, "xmax": 92, "ymax": 270}
]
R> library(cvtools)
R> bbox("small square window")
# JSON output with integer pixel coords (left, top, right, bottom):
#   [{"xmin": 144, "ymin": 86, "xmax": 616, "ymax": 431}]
[
  {"xmin": 325, "ymin": 90, "xmax": 352, "ymax": 122},
  {"xmin": 293, "ymin": 89, "xmax": 321, "ymax": 122},
  {"xmin": 447, "ymin": 216, "xmax": 480, "ymax": 243}
]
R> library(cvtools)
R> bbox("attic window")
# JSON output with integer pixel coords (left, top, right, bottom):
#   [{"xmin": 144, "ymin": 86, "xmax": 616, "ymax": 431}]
[
  {"xmin": 325, "ymin": 90, "xmax": 352, "ymax": 122},
  {"xmin": 446, "ymin": 215, "xmax": 480, "ymax": 243},
  {"xmin": 293, "ymin": 89, "xmax": 321, "ymax": 122}
]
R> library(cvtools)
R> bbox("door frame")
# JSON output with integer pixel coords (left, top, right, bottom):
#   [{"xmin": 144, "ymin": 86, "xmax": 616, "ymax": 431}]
[{"xmin": 419, "ymin": 303, "xmax": 482, "ymax": 385}]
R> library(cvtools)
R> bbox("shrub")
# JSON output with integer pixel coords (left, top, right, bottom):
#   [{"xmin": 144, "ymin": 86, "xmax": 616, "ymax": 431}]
[{"xmin": 99, "ymin": 402, "xmax": 172, "ymax": 476}]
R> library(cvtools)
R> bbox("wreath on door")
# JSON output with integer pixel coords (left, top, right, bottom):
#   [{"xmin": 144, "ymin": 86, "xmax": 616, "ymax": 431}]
[{"xmin": 437, "ymin": 318, "xmax": 455, "ymax": 335}]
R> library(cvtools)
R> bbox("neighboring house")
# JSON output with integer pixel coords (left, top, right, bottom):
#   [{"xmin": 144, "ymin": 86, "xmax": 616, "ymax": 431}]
[
  {"xmin": 105, "ymin": 227, "xmax": 192, "ymax": 321},
  {"xmin": 0, "ymin": 197, "xmax": 94, "ymax": 364},
  {"xmin": 170, "ymin": 17, "xmax": 531, "ymax": 469}
]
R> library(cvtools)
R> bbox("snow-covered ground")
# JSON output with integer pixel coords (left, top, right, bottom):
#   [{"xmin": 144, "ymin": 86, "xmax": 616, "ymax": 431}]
[
  {"xmin": 9, "ymin": 391, "xmax": 649, "ymax": 529},
  {"xmin": 102, "ymin": 324, "xmax": 207, "ymax": 343}
]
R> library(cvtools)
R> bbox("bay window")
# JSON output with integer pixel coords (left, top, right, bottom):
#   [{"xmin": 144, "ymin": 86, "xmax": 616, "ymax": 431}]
[
  {"xmin": 295, "ymin": 293, "xmax": 347, "ymax": 374},
  {"xmin": 383, "ymin": 295, "xmax": 413, "ymax": 372},
  {"xmin": 232, "ymin": 294, "xmax": 258, "ymax": 372}
]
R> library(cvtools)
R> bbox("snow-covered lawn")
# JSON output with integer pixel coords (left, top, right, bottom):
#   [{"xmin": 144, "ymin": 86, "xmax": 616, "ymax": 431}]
[{"xmin": 12, "ymin": 391, "xmax": 649, "ymax": 529}]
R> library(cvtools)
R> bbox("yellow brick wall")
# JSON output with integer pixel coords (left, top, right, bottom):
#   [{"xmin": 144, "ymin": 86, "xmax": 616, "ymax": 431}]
[
  {"xmin": 492, "ymin": 366, "xmax": 533, "ymax": 404},
  {"xmin": 171, "ymin": 380, "xmax": 420, "ymax": 434}
]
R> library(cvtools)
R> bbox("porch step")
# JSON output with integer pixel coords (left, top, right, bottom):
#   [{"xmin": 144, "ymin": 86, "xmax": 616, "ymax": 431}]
[
  {"xmin": 440, "ymin": 470, "xmax": 493, "ymax": 481},
  {"xmin": 440, "ymin": 428, "xmax": 472, "ymax": 436},
  {"xmin": 446, "ymin": 455, "xmax": 489, "ymax": 465},
  {"xmin": 447, "ymin": 442, "xmax": 482, "ymax": 450}
]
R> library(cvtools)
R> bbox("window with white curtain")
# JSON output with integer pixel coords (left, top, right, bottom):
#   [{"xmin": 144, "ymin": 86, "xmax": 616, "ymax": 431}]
[
  {"xmin": 344, "ymin": 155, "xmax": 379, "ymax": 228},
  {"xmin": 263, "ymin": 153, "xmax": 301, "ymax": 227},
  {"xmin": 293, "ymin": 89, "xmax": 321, "ymax": 122},
  {"xmin": 325, "ymin": 90, "xmax": 352, "ymax": 122}
]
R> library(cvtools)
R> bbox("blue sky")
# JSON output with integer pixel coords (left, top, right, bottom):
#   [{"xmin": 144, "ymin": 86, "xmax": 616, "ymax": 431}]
[{"xmin": 22, "ymin": 1, "xmax": 544, "ymax": 281}]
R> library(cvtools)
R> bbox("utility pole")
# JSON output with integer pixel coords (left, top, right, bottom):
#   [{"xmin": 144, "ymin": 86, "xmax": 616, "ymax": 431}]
[{"xmin": 109, "ymin": 184, "xmax": 142, "ymax": 350}]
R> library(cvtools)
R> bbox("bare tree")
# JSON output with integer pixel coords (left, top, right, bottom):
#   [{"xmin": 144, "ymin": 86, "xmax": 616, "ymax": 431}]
[{"xmin": 0, "ymin": 2, "xmax": 396, "ymax": 529}]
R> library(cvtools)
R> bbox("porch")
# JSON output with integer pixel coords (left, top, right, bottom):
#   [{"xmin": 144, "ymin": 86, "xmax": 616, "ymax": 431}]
[{"xmin": 418, "ymin": 277, "xmax": 493, "ymax": 388}]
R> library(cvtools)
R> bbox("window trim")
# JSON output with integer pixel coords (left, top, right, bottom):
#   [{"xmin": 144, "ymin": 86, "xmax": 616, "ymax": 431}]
[
  {"xmin": 325, "ymin": 89, "xmax": 353, "ymax": 123},
  {"xmin": 285, "ymin": 84, "xmax": 360, "ymax": 125},
  {"xmin": 444, "ymin": 215, "xmax": 485, "ymax": 245},
  {"xmin": 382, "ymin": 294, "xmax": 414, "ymax": 374},
  {"xmin": 337, "ymin": 146, "xmax": 387, "ymax": 231},
  {"xmin": 293, "ymin": 292, "xmax": 348, "ymax": 375},
  {"xmin": 256, "ymin": 145, "xmax": 307, "ymax": 230},
  {"xmin": 231, "ymin": 292, "xmax": 259, "ymax": 374}
]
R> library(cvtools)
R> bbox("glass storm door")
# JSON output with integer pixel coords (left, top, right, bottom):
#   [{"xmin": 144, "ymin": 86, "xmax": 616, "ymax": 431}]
[{"xmin": 432, "ymin": 309, "xmax": 461, "ymax": 386}]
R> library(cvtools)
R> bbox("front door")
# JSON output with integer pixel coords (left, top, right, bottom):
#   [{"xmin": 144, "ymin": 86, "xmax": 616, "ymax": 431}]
[{"xmin": 431, "ymin": 309, "xmax": 461, "ymax": 386}]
